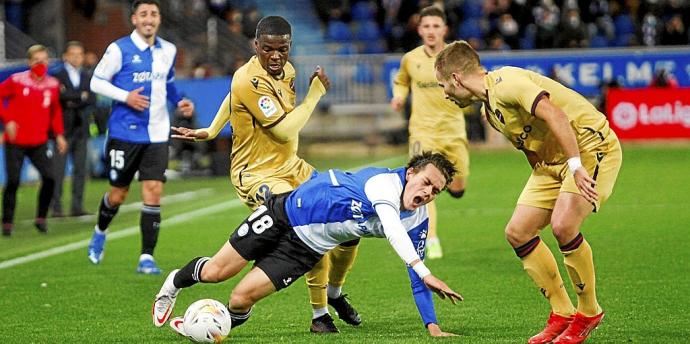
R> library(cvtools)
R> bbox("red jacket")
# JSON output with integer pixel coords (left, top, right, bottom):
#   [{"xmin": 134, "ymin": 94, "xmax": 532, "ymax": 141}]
[{"xmin": 0, "ymin": 70, "xmax": 64, "ymax": 146}]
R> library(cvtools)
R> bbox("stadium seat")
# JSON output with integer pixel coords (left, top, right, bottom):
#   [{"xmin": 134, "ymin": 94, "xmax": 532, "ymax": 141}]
[
  {"xmin": 355, "ymin": 64, "xmax": 375, "ymax": 84},
  {"xmin": 362, "ymin": 40, "xmax": 386, "ymax": 54},
  {"xmin": 356, "ymin": 20, "xmax": 382, "ymax": 42},
  {"xmin": 351, "ymin": 1, "xmax": 375, "ymax": 21},
  {"xmin": 614, "ymin": 14, "xmax": 635, "ymax": 36},
  {"xmin": 327, "ymin": 20, "xmax": 353, "ymax": 42},
  {"xmin": 589, "ymin": 35, "xmax": 609, "ymax": 48},
  {"xmin": 462, "ymin": 0, "xmax": 484, "ymax": 19},
  {"xmin": 458, "ymin": 19, "xmax": 484, "ymax": 40}
]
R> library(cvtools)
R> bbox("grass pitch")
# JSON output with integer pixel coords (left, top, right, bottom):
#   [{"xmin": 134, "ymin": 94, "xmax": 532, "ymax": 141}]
[{"xmin": 1, "ymin": 144, "xmax": 688, "ymax": 343}]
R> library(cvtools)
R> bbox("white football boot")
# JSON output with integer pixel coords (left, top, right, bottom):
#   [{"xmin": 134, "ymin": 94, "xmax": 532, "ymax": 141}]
[{"xmin": 152, "ymin": 269, "xmax": 180, "ymax": 327}]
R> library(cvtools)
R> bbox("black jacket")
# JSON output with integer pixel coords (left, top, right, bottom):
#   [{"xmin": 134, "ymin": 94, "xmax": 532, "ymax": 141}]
[{"xmin": 53, "ymin": 65, "xmax": 95, "ymax": 138}]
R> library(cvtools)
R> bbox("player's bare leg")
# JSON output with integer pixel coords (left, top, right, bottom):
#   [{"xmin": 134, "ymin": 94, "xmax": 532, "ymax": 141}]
[
  {"xmin": 227, "ymin": 266, "xmax": 277, "ymax": 328},
  {"xmin": 551, "ymin": 192, "xmax": 604, "ymax": 344},
  {"xmin": 153, "ymin": 242, "xmax": 249, "ymax": 327},
  {"xmin": 506, "ymin": 205, "xmax": 576, "ymax": 344}
]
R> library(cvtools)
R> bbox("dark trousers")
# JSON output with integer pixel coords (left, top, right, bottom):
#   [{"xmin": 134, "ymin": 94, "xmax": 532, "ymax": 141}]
[
  {"xmin": 52, "ymin": 135, "xmax": 88, "ymax": 213},
  {"xmin": 2, "ymin": 143, "xmax": 56, "ymax": 224}
]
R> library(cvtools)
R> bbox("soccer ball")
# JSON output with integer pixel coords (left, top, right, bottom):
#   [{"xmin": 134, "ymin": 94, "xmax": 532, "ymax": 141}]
[{"xmin": 182, "ymin": 299, "xmax": 232, "ymax": 343}]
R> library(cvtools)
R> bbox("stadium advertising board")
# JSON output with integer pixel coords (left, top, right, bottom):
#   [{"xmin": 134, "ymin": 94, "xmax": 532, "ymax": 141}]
[
  {"xmin": 385, "ymin": 47, "xmax": 690, "ymax": 98},
  {"xmin": 606, "ymin": 87, "xmax": 690, "ymax": 140}
]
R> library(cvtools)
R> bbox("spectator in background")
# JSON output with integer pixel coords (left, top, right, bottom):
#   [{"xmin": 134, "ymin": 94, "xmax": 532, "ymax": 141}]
[
  {"xmin": 649, "ymin": 69, "xmax": 679, "ymax": 88},
  {"xmin": 557, "ymin": 8, "xmax": 588, "ymax": 48},
  {"xmin": 532, "ymin": 0, "xmax": 560, "ymax": 48},
  {"xmin": 660, "ymin": 14, "xmax": 688, "ymax": 45},
  {"xmin": 51, "ymin": 41, "xmax": 95, "ymax": 218},
  {"xmin": 0, "ymin": 44, "xmax": 67, "ymax": 236}
]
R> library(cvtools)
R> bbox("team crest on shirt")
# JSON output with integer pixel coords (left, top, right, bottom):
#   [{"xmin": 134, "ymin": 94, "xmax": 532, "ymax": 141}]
[
  {"xmin": 258, "ymin": 96, "xmax": 278, "ymax": 117},
  {"xmin": 132, "ymin": 54, "xmax": 142, "ymax": 64},
  {"xmin": 109, "ymin": 169, "xmax": 118, "ymax": 182}
]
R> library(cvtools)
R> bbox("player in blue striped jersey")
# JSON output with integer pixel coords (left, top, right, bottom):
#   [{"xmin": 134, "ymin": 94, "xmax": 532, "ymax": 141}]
[
  {"xmin": 153, "ymin": 152, "xmax": 462, "ymax": 335},
  {"xmin": 86, "ymin": 0, "xmax": 194, "ymax": 274}
]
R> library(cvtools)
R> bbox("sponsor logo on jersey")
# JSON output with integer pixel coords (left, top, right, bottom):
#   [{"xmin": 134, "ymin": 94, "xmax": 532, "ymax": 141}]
[
  {"xmin": 515, "ymin": 125, "xmax": 532, "ymax": 149},
  {"xmin": 132, "ymin": 71, "xmax": 166, "ymax": 83},
  {"xmin": 132, "ymin": 54, "xmax": 142, "ymax": 64},
  {"xmin": 237, "ymin": 223, "xmax": 249, "ymax": 237},
  {"xmin": 251, "ymin": 77, "xmax": 259, "ymax": 89},
  {"xmin": 258, "ymin": 96, "xmax": 278, "ymax": 117}
]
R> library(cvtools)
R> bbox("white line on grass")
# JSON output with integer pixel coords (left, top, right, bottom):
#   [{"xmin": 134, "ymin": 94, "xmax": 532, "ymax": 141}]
[{"xmin": 0, "ymin": 156, "xmax": 405, "ymax": 270}]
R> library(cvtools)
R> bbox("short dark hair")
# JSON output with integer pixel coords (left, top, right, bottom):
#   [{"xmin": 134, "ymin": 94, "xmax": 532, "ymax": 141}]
[
  {"xmin": 131, "ymin": 0, "xmax": 160, "ymax": 14},
  {"xmin": 419, "ymin": 5, "xmax": 446, "ymax": 23},
  {"xmin": 64, "ymin": 41, "xmax": 84, "ymax": 53},
  {"xmin": 255, "ymin": 16, "xmax": 291, "ymax": 39},
  {"xmin": 407, "ymin": 152, "xmax": 457, "ymax": 187}
]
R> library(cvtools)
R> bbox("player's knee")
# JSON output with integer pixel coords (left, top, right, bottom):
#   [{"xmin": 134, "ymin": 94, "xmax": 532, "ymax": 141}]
[
  {"xmin": 447, "ymin": 188, "xmax": 465, "ymax": 199},
  {"xmin": 108, "ymin": 190, "xmax": 128, "ymax": 206},
  {"xmin": 229, "ymin": 290, "xmax": 256, "ymax": 311},
  {"xmin": 550, "ymin": 218, "xmax": 577, "ymax": 244},
  {"xmin": 504, "ymin": 223, "xmax": 530, "ymax": 247}
]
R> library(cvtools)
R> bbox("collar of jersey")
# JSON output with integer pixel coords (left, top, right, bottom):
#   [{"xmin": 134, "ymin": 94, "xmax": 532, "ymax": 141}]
[{"xmin": 130, "ymin": 30, "xmax": 162, "ymax": 51}]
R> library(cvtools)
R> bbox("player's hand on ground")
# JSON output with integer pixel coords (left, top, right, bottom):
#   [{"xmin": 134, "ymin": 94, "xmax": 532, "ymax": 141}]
[
  {"xmin": 171, "ymin": 126, "xmax": 208, "ymax": 141},
  {"xmin": 126, "ymin": 87, "xmax": 150, "ymax": 111},
  {"xmin": 390, "ymin": 96, "xmax": 404, "ymax": 112},
  {"xmin": 56, "ymin": 135, "xmax": 68, "ymax": 155},
  {"xmin": 310, "ymin": 66, "xmax": 330, "ymax": 91},
  {"xmin": 177, "ymin": 99, "xmax": 195, "ymax": 117},
  {"xmin": 573, "ymin": 167, "xmax": 598, "ymax": 203},
  {"xmin": 427, "ymin": 323, "xmax": 459, "ymax": 337},
  {"xmin": 423, "ymin": 275, "xmax": 463, "ymax": 304}
]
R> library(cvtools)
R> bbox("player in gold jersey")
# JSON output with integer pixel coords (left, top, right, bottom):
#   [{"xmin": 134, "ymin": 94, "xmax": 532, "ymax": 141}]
[
  {"xmin": 435, "ymin": 41, "xmax": 621, "ymax": 344},
  {"xmin": 171, "ymin": 16, "xmax": 361, "ymax": 333},
  {"xmin": 391, "ymin": 6, "xmax": 469, "ymax": 260}
]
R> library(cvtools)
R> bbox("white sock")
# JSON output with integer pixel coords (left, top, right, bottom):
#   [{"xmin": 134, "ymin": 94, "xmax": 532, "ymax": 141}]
[
  {"xmin": 139, "ymin": 253, "xmax": 154, "ymax": 262},
  {"xmin": 94, "ymin": 226, "xmax": 106, "ymax": 234},
  {"xmin": 312, "ymin": 307, "xmax": 329, "ymax": 319},
  {"xmin": 327, "ymin": 285, "xmax": 342, "ymax": 299}
]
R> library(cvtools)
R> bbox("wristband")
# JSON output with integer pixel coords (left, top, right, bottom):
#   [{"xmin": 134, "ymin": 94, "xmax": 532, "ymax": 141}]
[
  {"xmin": 412, "ymin": 262, "xmax": 431, "ymax": 279},
  {"xmin": 567, "ymin": 157, "xmax": 582, "ymax": 174}
]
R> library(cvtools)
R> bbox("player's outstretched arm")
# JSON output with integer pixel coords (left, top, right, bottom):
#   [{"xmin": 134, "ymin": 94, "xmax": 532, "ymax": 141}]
[
  {"xmin": 268, "ymin": 67, "xmax": 328, "ymax": 142},
  {"xmin": 422, "ymin": 274, "xmax": 463, "ymax": 305},
  {"xmin": 172, "ymin": 93, "xmax": 230, "ymax": 142}
]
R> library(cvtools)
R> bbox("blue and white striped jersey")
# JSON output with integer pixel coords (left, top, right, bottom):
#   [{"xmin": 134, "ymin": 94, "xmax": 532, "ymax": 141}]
[
  {"xmin": 286, "ymin": 167, "xmax": 427, "ymax": 256},
  {"xmin": 91, "ymin": 31, "xmax": 182, "ymax": 143}
]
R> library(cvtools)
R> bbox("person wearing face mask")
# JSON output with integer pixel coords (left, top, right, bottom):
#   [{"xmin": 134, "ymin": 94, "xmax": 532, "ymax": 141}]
[
  {"xmin": 51, "ymin": 41, "xmax": 95, "ymax": 218},
  {"xmin": 153, "ymin": 152, "xmax": 463, "ymax": 337},
  {"xmin": 86, "ymin": 0, "xmax": 195, "ymax": 274},
  {"xmin": 556, "ymin": 8, "xmax": 588, "ymax": 48},
  {"xmin": 170, "ymin": 16, "xmax": 363, "ymax": 334},
  {"xmin": 0, "ymin": 44, "xmax": 67, "ymax": 236}
]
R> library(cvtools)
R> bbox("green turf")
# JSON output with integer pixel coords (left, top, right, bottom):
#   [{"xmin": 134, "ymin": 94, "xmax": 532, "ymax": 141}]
[{"xmin": 1, "ymin": 144, "xmax": 689, "ymax": 343}]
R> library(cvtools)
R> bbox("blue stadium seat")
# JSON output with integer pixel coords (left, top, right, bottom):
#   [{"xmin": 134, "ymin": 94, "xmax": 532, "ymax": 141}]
[
  {"xmin": 614, "ymin": 14, "xmax": 635, "ymax": 35},
  {"xmin": 589, "ymin": 35, "xmax": 609, "ymax": 48},
  {"xmin": 351, "ymin": 1, "xmax": 375, "ymax": 21},
  {"xmin": 327, "ymin": 20, "xmax": 353, "ymax": 42},
  {"xmin": 462, "ymin": 0, "xmax": 484, "ymax": 19},
  {"xmin": 355, "ymin": 64, "xmax": 375, "ymax": 84},
  {"xmin": 458, "ymin": 19, "xmax": 483, "ymax": 40},
  {"xmin": 362, "ymin": 40, "xmax": 386, "ymax": 54},
  {"xmin": 356, "ymin": 20, "xmax": 382, "ymax": 41},
  {"xmin": 614, "ymin": 33, "xmax": 635, "ymax": 47}
]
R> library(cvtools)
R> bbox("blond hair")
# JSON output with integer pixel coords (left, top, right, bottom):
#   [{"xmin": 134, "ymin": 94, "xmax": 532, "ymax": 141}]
[
  {"xmin": 434, "ymin": 40, "xmax": 481, "ymax": 79},
  {"xmin": 27, "ymin": 44, "xmax": 48, "ymax": 59}
]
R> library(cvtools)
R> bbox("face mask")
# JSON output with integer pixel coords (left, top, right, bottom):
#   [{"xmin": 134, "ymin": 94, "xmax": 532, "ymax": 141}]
[{"xmin": 31, "ymin": 63, "xmax": 48, "ymax": 77}]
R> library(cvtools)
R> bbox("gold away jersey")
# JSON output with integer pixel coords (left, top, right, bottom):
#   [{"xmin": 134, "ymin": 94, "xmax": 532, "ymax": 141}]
[
  {"xmin": 393, "ymin": 45, "xmax": 467, "ymax": 138},
  {"xmin": 482, "ymin": 66, "xmax": 617, "ymax": 163},
  {"xmin": 229, "ymin": 56, "xmax": 313, "ymax": 201}
]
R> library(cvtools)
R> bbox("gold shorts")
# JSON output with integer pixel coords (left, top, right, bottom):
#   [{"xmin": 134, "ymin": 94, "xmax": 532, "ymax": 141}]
[
  {"xmin": 517, "ymin": 140, "xmax": 622, "ymax": 212},
  {"xmin": 409, "ymin": 135, "xmax": 470, "ymax": 179},
  {"xmin": 235, "ymin": 160, "xmax": 315, "ymax": 210}
]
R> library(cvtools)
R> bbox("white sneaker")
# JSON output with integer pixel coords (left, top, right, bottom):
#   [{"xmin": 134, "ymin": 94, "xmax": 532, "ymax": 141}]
[
  {"xmin": 169, "ymin": 316, "xmax": 186, "ymax": 336},
  {"xmin": 152, "ymin": 269, "xmax": 180, "ymax": 327}
]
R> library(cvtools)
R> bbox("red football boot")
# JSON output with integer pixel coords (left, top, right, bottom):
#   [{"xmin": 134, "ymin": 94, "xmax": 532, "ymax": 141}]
[
  {"xmin": 553, "ymin": 311, "xmax": 605, "ymax": 344},
  {"xmin": 528, "ymin": 312, "xmax": 574, "ymax": 344}
]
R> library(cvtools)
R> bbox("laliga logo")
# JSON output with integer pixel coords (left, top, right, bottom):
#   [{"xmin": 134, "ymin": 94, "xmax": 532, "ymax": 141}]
[
  {"xmin": 611, "ymin": 102, "xmax": 638, "ymax": 130},
  {"xmin": 612, "ymin": 101, "xmax": 690, "ymax": 130}
]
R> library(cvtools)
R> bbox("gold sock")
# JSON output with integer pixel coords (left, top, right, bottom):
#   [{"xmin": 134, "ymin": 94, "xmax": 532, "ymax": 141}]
[
  {"xmin": 306, "ymin": 254, "xmax": 329, "ymax": 309},
  {"xmin": 427, "ymin": 199, "xmax": 438, "ymax": 239},
  {"xmin": 562, "ymin": 236, "xmax": 601, "ymax": 316},
  {"xmin": 521, "ymin": 239, "xmax": 575, "ymax": 317},
  {"xmin": 328, "ymin": 242, "xmax": 360, "ymax": 287}
]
